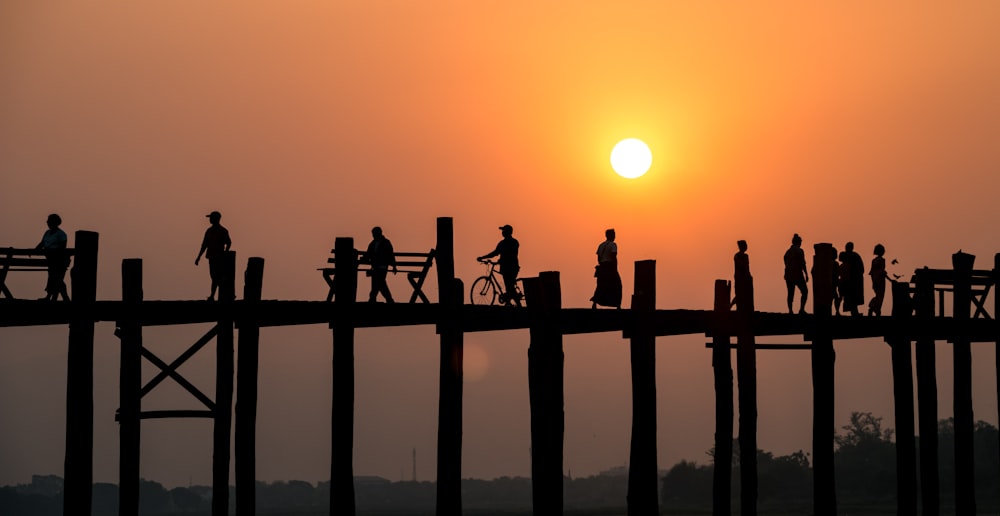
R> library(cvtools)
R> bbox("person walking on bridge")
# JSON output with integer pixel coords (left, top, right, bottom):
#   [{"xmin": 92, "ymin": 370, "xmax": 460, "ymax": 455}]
[
  {"xmin": 842, "ymin": 241, "xmax": 865, "ymax": 316},
  {"xmin": 195, "ymin": 211, "xmax": 232, "ymax": 301},
  {"xmin": 478, "ymin": 224, "xmax": 521, "ymax": 306},
  {"xmin": 590, "ymin": 228, "xmax": 621, "ymax": 309},
  {"xmin": 362, "ymin": 226, "xmax": 397, "ymax": 303},
  {"xmin": 783, "ymin": 233, "xmax": 809, "ymax": 314}
]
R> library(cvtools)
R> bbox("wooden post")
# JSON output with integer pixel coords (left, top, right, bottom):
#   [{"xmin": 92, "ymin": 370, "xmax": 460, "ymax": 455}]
[
  {"xmin": 995, "ymin": 253, "xmax": 1000, "ymax": 499},
  {"xmin": 236, "ymin": 257, "xmax": 264, "ymax": 516},
  {"xmin": 331, "ymin": 237, "xmax": 357, "ymax": 514},
  {"xmin": 524, "ymin": 272, "xmax": 564, "ymax": 515},
  {"xmin": 212, "ymin": 250, "xmax": 236, "ymax": 516},
  {"xmin": 888, "ymin": 280, "xmax": 916, "ymax": 514},
  {"xmin": 952, "ymin": 251, "xmax": 976, "ymax": 515},
  {"xmin": 436, "ymin": 217, "xmax": 463, "ymax": 516},
  {"xmin": 736, "ymin": 257, "xmax": 759, "ymax": 516},
  {"xmin": 914, "ymin": 269, "xmax": 939, "ymax": 515},
  {"xmin": 119, "ymin": 259, "xmax": 142, "ymax": 516},
  {"xmin": 811, "ymin": 243, "xmax": 836, "ymax": 516},
  {"xmin": 65, "ymin": 230, "xmax": 98, "ymax": 516},
  {"xmin": 627, "ymin": 260, "xmax": 657, "ymax": 516},
  {"xmin": 711, "ymin": 279, "xmax": 733, "ymax": 516}
]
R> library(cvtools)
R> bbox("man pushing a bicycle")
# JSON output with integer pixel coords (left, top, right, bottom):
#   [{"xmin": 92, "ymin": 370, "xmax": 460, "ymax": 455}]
[{"xmin": 478, "ymin": 224, "xmax": 520, "ymax": 306}]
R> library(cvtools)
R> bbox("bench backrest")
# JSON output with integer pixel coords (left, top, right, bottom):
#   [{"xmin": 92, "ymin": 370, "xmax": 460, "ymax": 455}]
[
  {"xmin": 327, "ymin": 249, "xmax": 435, "ymax": 270},
  {"xmin": 1, "ymin": 248, "xmax": 75, "ymax": 270}
]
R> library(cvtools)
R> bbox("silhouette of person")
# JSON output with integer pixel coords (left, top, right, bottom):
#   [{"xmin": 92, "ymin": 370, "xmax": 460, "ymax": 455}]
[
  {"xmin": 868, "ymin": 243, "xmax": 888, "ymax": 316},
  {"xmin": 831, "ymin": 247, "xmax": 841, "ymax": 316},
  {"xmin": 195, "ymin": 211, "xmax": 232, "ymax": 301},
  {"xmin": 478, "ymin": 224, "xmax": 520, "ymax": 306},
  {"xmin": 362, "ymin": 226, "xmax": 397, "ymax": 303},
  {"xmin": 842, "ymin": 241, "xmax": 865, "ymax": 316},
  {"xmin": 590, "ymin": 228, "xmax": 622, "ymax": 309},
  {"xmin": 783, "ymin": 233, "xmax": 809, "ymax": 314},
  {"xmin": 731, "ymin": 240, "xmax": 751, "ymax": 309},
  {"xmin": 36, "ymin": 213, "xmax": 70, "ymax": 301}
]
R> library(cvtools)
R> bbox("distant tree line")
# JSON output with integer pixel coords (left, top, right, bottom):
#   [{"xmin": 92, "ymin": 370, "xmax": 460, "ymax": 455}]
[
  {"xmin": 661, "ymin": 412, "xmax": 1000, "ymax": 513},
  {"xmin": 4, "ymin": 412, "xmax": 998, "ymax": 515}
]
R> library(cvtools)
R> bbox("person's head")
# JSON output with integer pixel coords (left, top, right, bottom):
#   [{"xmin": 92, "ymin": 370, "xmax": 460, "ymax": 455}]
[
  {"xmin": 792, "ymin": 233, "xmax": 802, "ymax": 246},
  {"xmin": 737, "ymin": 240, "xmax": 747, "ymax": 252},
  {"xmin": 46, "ymin": 213, "xmax": 61, "ymax": 229},
  {"xmin": 372, "ymin": 226, "xmax": 383, "ymax": 238},
  {"xmin": 206, "ymin": 211, "xmax": 222, "ymax": 224},
  {"xmin": 874, "ymin": 243, "xmax": 885, "ymax": 256},
  {"xmin": 839, "ymin": 251, "xmax": 847, "ymax": 262},
  {"xmin": 845, "ymin": 241, "xmax": 854, "ymax": 252},
  {"xmin": 606, "ymin": 228, "xmax": 616, "ymax": 241},
  {"xmin": 499, "ymin": 224, "xmax": 513, "ymax": 237},
  {"xmin": 831, "ymin": 247, "xmax": 838, "ymax": 260}
]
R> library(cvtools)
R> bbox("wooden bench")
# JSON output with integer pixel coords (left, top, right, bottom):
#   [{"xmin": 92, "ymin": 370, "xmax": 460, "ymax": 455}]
[
  {"xmin": 320, "ymin": 249, "xmax": 435, "ymax": 303},
  {"xmin": 0, "ymin": 247, "xmax": 74, "ymax": 300}
]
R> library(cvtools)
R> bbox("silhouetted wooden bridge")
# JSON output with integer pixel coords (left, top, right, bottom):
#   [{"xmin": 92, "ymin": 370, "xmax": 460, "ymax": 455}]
[{"xmin": 2, "ymin": 217, "xmax": 997, "ymax": 516}]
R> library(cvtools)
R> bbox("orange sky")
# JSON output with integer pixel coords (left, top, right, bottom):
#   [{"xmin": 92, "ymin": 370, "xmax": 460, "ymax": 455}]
[{"xmin": 2, "ymin": 1, "xmax": 1000, "ymax": 488}]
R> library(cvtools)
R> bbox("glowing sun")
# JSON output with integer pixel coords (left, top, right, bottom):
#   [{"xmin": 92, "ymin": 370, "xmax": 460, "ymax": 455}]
[{"xmin": 610, "ymin": 138, "xmax": 652, "ymax": 179}]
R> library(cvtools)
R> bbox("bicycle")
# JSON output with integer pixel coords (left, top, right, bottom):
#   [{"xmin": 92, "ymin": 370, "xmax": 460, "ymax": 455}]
[{"xmin": 470, "ymin": 259, "xmax": 524, "ymax": 306}]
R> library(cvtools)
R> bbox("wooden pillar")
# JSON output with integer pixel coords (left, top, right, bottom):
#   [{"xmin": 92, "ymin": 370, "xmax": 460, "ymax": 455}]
[
  {"xmin": 212, "ymin": 250, "xmax": 236, "ymax": 516},
  {"xmin": 236, "ymin": 257, "xmax": 264, "ymax": 516},
  {"xmin": 627, "ymin": 260, "xmax": 657, "ymax": 516},
  {"xmin": 811, "ymin": 243, "xmax": 836, "ymax": 516},
  {"xmin": 524, "ymin": 272, "xmax": 564, "ymax": 515},
  {"xmin": 888, "ymin": 280, "xmax": 916, "ymax": 515},
  {"xmin": 995, "ymin": 253, "xmax": 1000, "ymax": 500},
  {"xmin": 118, "ymin": 259, "xmax": 142, "ymax": 516},
  {"xmin": 736, "ymin": 260, "xmax": 759, "ymax": 516},
  {"xmin": 331, "ymin": 237, "xmax": 357, "ymax": 515},
  {"xmin": 711, "ymin": 279, "xmax": 733, "ymax": 516},
  {"xmin": 65, "ymin": 230, "xmax": 98, "ymax": 516},
  {"xmin": 436, "ymin": 217, "xmax": 464, "ymax": 516},
  {"xmin": 914, "ymin": 269, "xmax": 939, "ymax": 515},
  {"xmin": 952, "ymin": 251, "xmax": 975, "ymax": 515}
]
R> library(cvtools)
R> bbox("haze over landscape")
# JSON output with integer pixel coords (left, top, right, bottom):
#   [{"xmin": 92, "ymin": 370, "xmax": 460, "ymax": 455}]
[{"xmin": 2, "ymin": 1, "xmax": 1000, "ymax": 490}]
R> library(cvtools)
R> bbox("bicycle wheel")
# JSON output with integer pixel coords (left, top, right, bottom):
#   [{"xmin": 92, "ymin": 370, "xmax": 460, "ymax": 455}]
[{"xmin": 470, "ymin": 276, "xmax": 497, "ymax": 305}]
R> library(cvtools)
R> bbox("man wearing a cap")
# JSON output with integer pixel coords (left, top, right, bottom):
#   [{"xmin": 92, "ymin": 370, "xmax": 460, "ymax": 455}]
[
  {"xmin": 478, "ymin": 224, "xmax": 520, "ymax": 306},
  {"xmin": 195, "ymin": 211, "xmax": 232, "ymax": 301}
]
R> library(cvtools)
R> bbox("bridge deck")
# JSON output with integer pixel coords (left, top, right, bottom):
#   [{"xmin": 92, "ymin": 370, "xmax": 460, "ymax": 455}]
[{"xmin": 1, "ymin": 300, "xmax": 993, "ymax": 342}]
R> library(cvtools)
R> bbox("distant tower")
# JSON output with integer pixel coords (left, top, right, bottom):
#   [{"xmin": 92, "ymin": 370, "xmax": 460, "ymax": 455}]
[{"xmin": 412, "ymin": 447, "xmax": 417, "ymax": 482}]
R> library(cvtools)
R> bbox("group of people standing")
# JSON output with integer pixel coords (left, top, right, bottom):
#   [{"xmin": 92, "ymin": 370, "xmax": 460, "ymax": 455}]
[{"xmin": 780, "ymin": 233, "xmax": 889, "ymax": 316}]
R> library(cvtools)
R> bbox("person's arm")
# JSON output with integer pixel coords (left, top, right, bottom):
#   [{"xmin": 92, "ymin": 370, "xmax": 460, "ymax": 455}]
[
  {"xmin": 223, "ymin": 230, "xmax": 231, "ymax": 252},
  {"xmin": 478, "ymin": 245, "xmax": 500, "ymax": 261},
  {"xmin": 195, "ymin": 234, "xmax": 207, "ymax": 265}
]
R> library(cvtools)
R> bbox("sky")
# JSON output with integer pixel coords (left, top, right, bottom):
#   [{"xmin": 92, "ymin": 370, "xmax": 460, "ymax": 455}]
[{"xmin": 2, "ymin": 1, "xmax": 1000, "ymax": 489}]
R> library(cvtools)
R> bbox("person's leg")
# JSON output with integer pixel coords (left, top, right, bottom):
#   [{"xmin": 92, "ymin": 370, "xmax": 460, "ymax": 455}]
[
  {"xmin": 208, "ymin": 260, "xmax": 220, "ymax": 300},
  {"xmin": 799, "ymin": 280, "xmax": 809, "ymax": 314},
  {"xmin": 786, "ymin": 280, "xmax": 795, "ymax": 313},
  {"xmin": 504, "ymin": 274, "xmax": 518, "ymax": 306}
]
